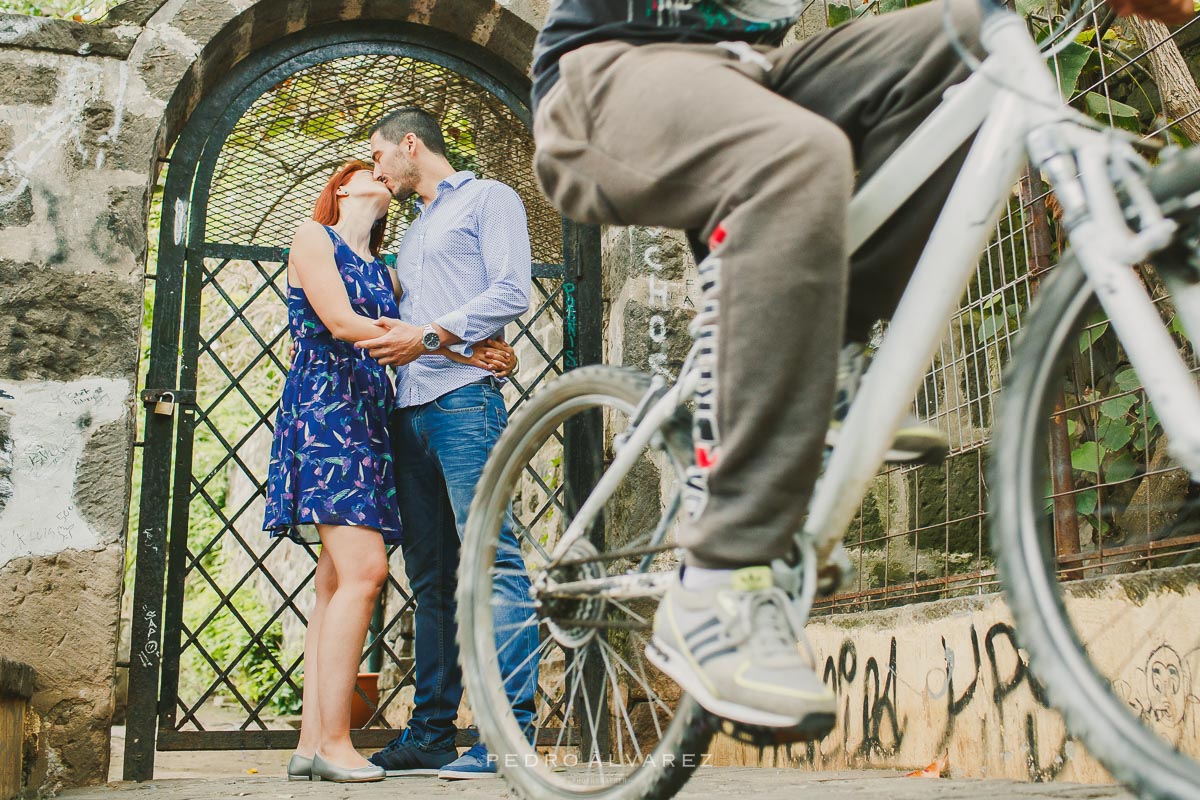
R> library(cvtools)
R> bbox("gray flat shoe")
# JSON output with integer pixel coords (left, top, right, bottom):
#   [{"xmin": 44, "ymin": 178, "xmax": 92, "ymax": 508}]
[
  {"xmin": 312, "ymin": 752, "xmax": 385, "ymax": 783},
  {"xmin": 287, "ymin": 753, "xmax": 313, "ymax": 781}
]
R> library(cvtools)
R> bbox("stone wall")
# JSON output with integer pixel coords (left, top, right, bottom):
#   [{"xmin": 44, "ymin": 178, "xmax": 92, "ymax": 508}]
[
  {"xmin": 602, "ymin": 226, "xmax": 698, "ymax": 377},
  {"xmin": 0, "ymin": 0, "xmax": 546, "ymax": 794},
  {"xmin": 0, "ymin": 23, "xmax": 148, "ymax": 793}
]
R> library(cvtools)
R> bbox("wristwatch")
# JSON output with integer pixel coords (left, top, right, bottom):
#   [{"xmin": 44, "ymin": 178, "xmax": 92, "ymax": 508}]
[{"xmin": 421, "ymin": 324, "xmax": 441, "ymax": 351}]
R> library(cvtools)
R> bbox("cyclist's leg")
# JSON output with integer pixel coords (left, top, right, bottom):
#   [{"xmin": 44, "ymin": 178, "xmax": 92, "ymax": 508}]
[
  {"xmin": 535, "ymin": 41, "xmax": 846, "ymax": 729},
  {"xmin": 767, "ymin": 0, "xmax": 983, "ymax": 341},
  {"xmin": 536, "ymin": 41, "xmax": 852, "ymax": 570}
]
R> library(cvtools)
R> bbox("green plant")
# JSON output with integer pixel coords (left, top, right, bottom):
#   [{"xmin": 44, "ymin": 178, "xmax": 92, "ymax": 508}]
[{"xmin": 0, "ymin": 0, "xmax": 117, "ymax": 20}]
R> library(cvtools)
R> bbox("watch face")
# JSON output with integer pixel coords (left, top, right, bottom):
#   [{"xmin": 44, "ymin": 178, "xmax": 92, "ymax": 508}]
[{"xmin": 423, "ymin": 331, "xmax": 441, "ymax": 350}]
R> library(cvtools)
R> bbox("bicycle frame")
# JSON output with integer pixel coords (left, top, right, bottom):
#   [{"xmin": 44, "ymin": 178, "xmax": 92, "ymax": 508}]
[{"xmin": 543, "ymin": 6, "xmax": 1200, "ymax": 597}]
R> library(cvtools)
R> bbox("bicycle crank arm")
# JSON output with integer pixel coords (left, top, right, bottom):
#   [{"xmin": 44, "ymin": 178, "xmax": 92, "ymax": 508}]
[{"xmin": 537, "ymin": 571, "xmax": 675, "ymax": 602}]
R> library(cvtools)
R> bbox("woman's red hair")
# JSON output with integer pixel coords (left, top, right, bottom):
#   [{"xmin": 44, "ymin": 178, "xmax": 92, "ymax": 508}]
[{"xmin": 312, "ymin": 160, "xmax": 387, "ymax": 257}]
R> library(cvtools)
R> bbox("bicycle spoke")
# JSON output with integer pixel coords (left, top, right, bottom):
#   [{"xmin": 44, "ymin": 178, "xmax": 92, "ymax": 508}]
[
  {"xmin": 607, "ymin": 597, "xmax": 651, "ymax": 627},
  {"xmin": 498, "ymin": 631, "xmax": 555, "ymax": 686},
  {"xmin": 493, "ymin": 614, "xmax": 540, "ymax": 641},
  {"xmin": 554, "ymin": 645, "xmax": 590, "ymax": 755},
  {"xmin": 577, "ymin": 643, "xmax": 607, "ymax": 781},
  {"xmin": 599, "ymin": 638, "xmax": 644, "ymax": 765},
  {"xmin": 600, "ymin": 635, "xmax": 675, "ymax": 722}
]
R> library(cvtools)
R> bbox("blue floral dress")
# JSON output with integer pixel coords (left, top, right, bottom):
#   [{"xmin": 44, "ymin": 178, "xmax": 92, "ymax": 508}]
[{"xmin": 263, "ymin": 226, "xmax": 403, "ymax": 545}]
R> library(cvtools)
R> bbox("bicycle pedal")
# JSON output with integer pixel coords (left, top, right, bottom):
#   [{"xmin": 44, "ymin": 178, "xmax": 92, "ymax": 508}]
[
  {"xmin": 715, "ymin": 712, "xmax": 836, "ymax": 747},
  {"xmin": 883, "ymin": 429, "xmax": 945, "ymax": 465}
]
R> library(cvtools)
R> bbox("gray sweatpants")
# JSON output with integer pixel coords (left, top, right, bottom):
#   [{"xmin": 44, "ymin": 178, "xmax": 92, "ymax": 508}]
[{"xmin": 533, "ymin": 0, "xmax": 982, "ymax": 568}]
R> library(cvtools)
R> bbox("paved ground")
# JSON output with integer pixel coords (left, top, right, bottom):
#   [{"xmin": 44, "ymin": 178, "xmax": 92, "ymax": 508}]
[
  {"xmin": 94, "ymin": 724, "xmax": 1136, "ymax": 799},
  {"xmin": 64, "ymin": 768, "xmax": 1136, "ymax": 800}
]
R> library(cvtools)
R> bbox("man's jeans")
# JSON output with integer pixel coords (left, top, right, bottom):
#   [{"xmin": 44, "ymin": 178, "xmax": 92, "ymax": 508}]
[{"xmin": 391, "ymin": 378, "xmax": 539, "ymax": 750}]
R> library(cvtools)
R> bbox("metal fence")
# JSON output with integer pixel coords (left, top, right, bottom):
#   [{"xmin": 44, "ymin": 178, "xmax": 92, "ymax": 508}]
[
  {"xmin": 811, "ymin": 0, "xmax": 1200, "ymax": 613},
  {"xmin": 123, "ymin": 30, "xmax": 600, "ymax": 767}
]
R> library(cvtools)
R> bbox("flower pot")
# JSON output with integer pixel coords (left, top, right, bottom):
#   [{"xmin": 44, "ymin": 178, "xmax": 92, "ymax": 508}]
[{"xmin": 350, "ymin": 672, "xmax": 380, "ymax": 729}]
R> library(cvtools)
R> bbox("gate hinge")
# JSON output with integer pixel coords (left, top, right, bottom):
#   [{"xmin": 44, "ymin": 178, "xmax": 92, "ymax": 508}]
[{"xmin": 141, "ymin": 389, "xmax": 197, "ymax": 406}]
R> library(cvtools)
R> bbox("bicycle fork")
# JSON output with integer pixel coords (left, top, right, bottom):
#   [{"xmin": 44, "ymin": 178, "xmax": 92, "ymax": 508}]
[{"xmin": 1041, "ymin": 125, "xmax": 1200, "ymax": 478}]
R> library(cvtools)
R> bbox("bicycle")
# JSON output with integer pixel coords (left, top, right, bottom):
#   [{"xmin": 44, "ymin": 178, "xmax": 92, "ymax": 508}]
[{"xmin": 456, "ymin": 1, "xmax": 1200, "ymax": 798}]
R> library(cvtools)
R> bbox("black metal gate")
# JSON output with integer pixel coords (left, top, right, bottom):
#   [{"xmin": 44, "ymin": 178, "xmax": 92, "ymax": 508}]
[{"xmin": 124, "ymin": 22, "xmax": 602, "ymax": 780}]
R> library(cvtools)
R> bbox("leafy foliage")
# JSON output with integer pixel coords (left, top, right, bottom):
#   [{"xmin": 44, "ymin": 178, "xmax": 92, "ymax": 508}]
[{"xmin": 0, "ymin": 0, "xmax": 118, "ymax": 21}]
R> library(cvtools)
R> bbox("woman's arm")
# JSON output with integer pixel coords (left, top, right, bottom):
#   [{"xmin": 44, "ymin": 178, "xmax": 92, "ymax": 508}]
[{"xmin": 290, "ymin": 221, "xmax": 397, "ymax": 342}]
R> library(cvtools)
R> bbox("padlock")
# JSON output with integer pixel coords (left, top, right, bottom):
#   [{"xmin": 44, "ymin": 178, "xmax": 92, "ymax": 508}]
[{"xmin": 154, "ymin": 391, "xmax": 176, "ymax": 416}]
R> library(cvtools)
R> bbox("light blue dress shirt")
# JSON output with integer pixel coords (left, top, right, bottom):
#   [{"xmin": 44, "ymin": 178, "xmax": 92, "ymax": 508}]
[{"xmin": 392, "ymin": 171, "xmax": 532, "ymax": 408}]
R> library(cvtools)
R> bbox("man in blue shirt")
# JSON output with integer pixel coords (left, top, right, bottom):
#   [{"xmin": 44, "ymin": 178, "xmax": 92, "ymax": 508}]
[{"xmin": 357, "ymin": 107, "xmax": 538, "ymax": 780}]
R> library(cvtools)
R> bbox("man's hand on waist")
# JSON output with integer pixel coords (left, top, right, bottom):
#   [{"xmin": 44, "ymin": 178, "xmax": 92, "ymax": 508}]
[{"xmin": 356, "ymin": 318, "xmax": 425, "ymax": 366}]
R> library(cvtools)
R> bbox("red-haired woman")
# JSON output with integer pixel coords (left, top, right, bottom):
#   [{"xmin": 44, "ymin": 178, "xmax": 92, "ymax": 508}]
[{"xmin": 263, "ymin": 161, "xmax": 513, "ymax": 783}]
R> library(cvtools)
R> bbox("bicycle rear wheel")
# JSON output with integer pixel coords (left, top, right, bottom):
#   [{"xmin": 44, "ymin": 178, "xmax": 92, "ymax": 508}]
[
  {"xmin": 457, "ymin": 365, "xmax": 715, "ymax": 800},
  {"xmin": 992, "ymin": 248, "xmax": 1200, "ymax": 799}
]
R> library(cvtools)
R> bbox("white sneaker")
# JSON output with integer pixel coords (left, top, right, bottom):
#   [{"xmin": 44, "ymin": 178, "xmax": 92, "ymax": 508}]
[{"xmin": 646, "ymin": 566, "xmax": 836, "ymax": 733}]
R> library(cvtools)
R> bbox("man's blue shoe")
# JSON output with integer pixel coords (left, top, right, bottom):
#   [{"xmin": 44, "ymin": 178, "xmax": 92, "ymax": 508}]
[
  {"xmin": 437, "ymin": 743, "xmax": 498, "ymax": 780},
  {"xmin": 367, "ymin": 729, "xmax": 456, "ymax": 777}
]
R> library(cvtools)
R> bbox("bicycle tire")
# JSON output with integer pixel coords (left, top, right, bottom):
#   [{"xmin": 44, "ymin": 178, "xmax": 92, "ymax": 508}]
[
  {"xmin": 457, "ymin": 365, "xmax": 715, "ymax": 800},
  {"xmin": 991, "ymin": 251, "xmax": 1200, "ymax": 799}
]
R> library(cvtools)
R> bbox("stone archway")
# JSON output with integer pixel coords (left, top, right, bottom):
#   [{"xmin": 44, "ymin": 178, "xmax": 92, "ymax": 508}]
[{"xmin": 120, "ymin": 2, "xmax": 601, "ymax": 782}]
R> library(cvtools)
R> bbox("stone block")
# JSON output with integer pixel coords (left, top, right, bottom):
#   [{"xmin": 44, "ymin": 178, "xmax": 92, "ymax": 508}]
[
  {"xmin": 0, "ymin": 65, "xmax": 58, "ymax": 106},
  {"xmin": 159, "ymin": 66, "xmax": 197, "ymax": 147},
  {"xmin": 484, "ymin": 8, "xmax": 539, "ymax": 73},
  {"xmin": 0, "ymin": 261, "xmax": 141, "ymax": 381},
  {"xmin": 360, "ymin": 0, "xmax": 407, "ymax": 23},
  {"xmin": 0, "ymin": 121, "xmax": 13, "ymax": 155},
  {"xmin": 0, "ymin": 14, "xmax": 135, "ymax": 59},
  {"xmin": 66, "ymin": 102, "xmax": 126, "ymax": 172},
  {"xmin": 907, "ymin": 450, "xmax": 982, "ymax": 554},
  {"xmin": 0, "ymin": 413, "xmax": 11, "ymax": 518},
  {"xmin": 172, "ymin": 0, "xmax": 237, "ymax": 47},
  {"xmin": 137, "ymin": 42, "xmax": 193, "ymax": 100},
  {"xmin": 429, "ymin": 0, "xmax": 492, "ymax": 39},
  {"xmin": 628, "ymin": 227, "xmax": 689, "ymax": 281},
  {"xmin": 103, "ymin": 114, "xmax": 161, "ymax": 173},
  {"xmin": 622, "ymin": 300, "xmax": 694, "ymax": 377},
  {"xmin": 501, "ymin": 0, "xmax": 551, "ymax": 28},
  {"xmin": 0, "ymin": 175, "xmax": 33, "ymax": 229},
  {"xmin": 301, "ymin": 0, "xmax": 343, "ymax": 27},
  {"xmin": 246, "ymin": 1, "xmax": 290, "ymax": 53},
  {"xmin": 603, "ymin": 227, "xmax": 690, "ymax": 306},
  {"xmin": 76, "ymin": 418, "xmax": 135, "ymax": 546},
  {"xmin": 610, "ymin": 456, "xmax": 661, "ymax": 551},
  {"xmin": 101, "ymin": 185, "xmax": 148, "ymax": 259},
  {"xmin": 99, "ymin": 0, "xmax": 171, "ymax": 27},
  {"xmin": 0, "ymin": 547, "xmax": 123, "ymax": 796}
]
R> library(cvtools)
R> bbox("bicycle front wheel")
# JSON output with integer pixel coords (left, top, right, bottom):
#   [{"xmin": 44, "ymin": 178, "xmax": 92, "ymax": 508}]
[
  {"xmin": 457, "ymin": 365, "xmax": 715, "ymax": 800},
  {"xmin": 992, "ymin": 250, "xmax": 1200, "ymax": 799}
]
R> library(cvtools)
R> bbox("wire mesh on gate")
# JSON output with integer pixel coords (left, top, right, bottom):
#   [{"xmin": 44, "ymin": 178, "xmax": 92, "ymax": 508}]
[
  {"xmin": 808, "ymin": 0, "xmax": 1200, "ymax": 614},
  {"xmin": 166, "ymin": 50, "xmax": 569, "ymax": 736},
  {"xmin": 206, "ymin": 53, "xmax": 560, "ymax": 262}
]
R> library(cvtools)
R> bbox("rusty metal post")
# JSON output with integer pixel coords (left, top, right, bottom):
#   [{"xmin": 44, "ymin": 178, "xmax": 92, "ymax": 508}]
[{"xmin": 1020, "ymin": 165, "xmax": 1083, "ymax": 577}]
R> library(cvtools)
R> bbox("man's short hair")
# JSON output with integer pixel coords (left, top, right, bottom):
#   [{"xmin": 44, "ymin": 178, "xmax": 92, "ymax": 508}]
[{"xmin": 369, "ymin": 107, "xmax": 447, "ymax": 157}]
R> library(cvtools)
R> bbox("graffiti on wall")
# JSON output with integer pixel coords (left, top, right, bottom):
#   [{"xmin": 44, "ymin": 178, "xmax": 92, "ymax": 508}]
[
  {"xmin": 798, "ymin": 621, "xmax": 1071, "ymax": 780},
  {"xmin": 0, "ymin": 377, "xmax": 129, "ymax": 567},
  {"xmin": 1114, "ymin": 643, "xmax": 1200, "ymax": 748},
  {"xmin": 643, "ymin": 243, "xmax": 673, "ymax": 380},
  {"xmin": 787, "ymin": 611, "xmax": 1200, "ymax": 782}
]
